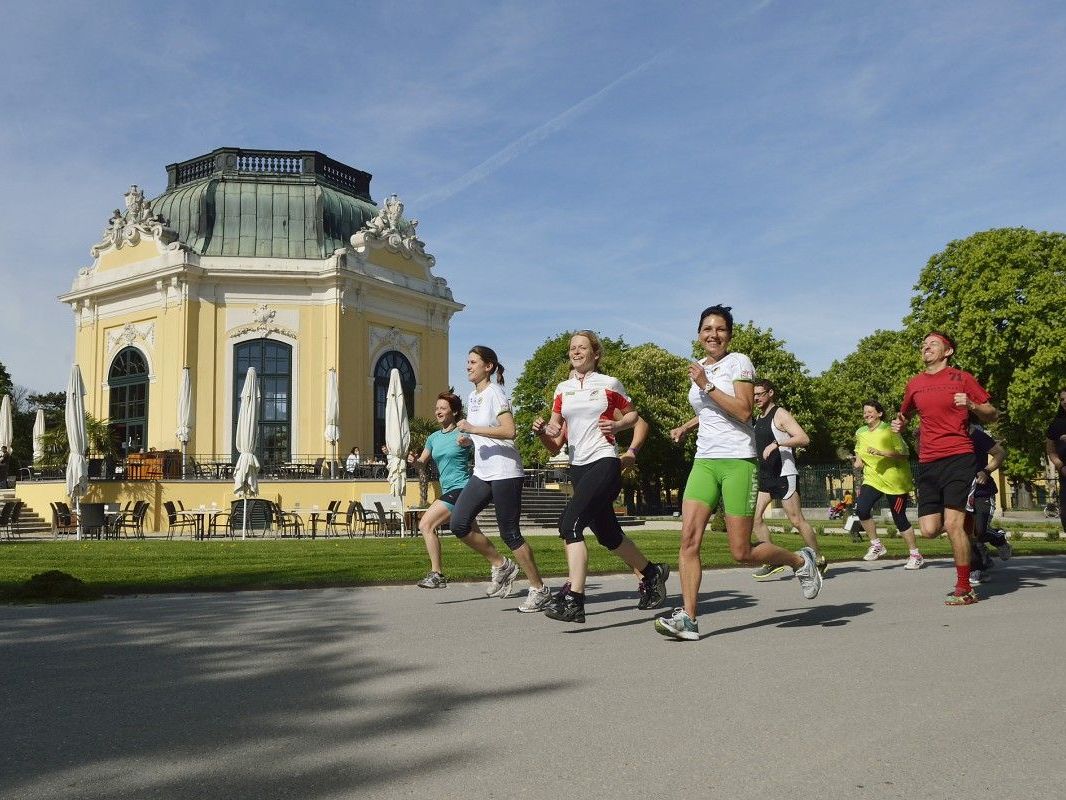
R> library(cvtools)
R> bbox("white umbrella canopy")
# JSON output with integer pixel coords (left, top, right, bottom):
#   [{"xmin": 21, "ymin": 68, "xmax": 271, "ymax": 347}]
[
  {"xmin": 32, "ymin": 409, "xmax": 46, "ymax": 463},
  {"xmin": 65, "ymin": 365, "xmax": 89, "ymax": 539},
  {"xmin": 232, "ymin": 368, "xmax": 260, "ymax": 538},
  {"xmin": 176, "ymin": 367, "xmax": 192, "ymax": 477},
  {"xmin": 323, "ymin": 368, "xmax": 340, "ymax": 477},
  {"xmin": 0, "ymin": 394, "xmax": 12, "ymax": 456},
  {"xmin": 385, "ymin": 368, "xmax": 411, "ymax": 502}
]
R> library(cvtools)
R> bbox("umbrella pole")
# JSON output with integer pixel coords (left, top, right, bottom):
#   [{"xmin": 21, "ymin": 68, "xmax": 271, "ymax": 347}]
[
  {"xmin": 242, "ymin": 495, "xmax": 248, "ymax": 540},
  {"xmin": 75, "ymin": 496, "xmax": 82, "ymax": 541},
  {"xmin": 181, "ymin": 442, "xmax": 187, "ymax": 480}
]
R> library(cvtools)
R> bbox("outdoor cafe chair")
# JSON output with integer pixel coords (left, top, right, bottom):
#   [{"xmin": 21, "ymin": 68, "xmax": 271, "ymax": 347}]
[
  {"xmin": 4, "ymin": 501, "xmax": 24, "ymax": 539},
  {"xmin": 0, "ymin": 502, "xmax": 13, "ymax": 538},
  {"xmin": 114, "ymin": 501, "xmax": 147, "ymax": 538},
  {"xmin": 322, "ymin": 500, "xmax": 342, "ymax": 535},
  {"xmin": 163, "ymin": 501, "xmax": 197, "ymax": 539},
  {"xmin": 373, "ymin": 501, "xmax": 402, "ymax": 536},
  {"xmin": 51, "ymin": 502, "xmax": 79, "ymax": 537},
  {"xmin": 271, "ymin": 502, "xmax": 303, "ymax": 538},
  {"xmin": 353, "ymin": 501, "xmax": 378, "ymax": 537},
  {"xmin": 209, "ymin": 506, "xmax": 232, "ymax": 538},
  {"xmin": 79, "ymin": 503, "xmax": 108, "ymax": 539},
  {"xmin": 329, "ymin": 500, "xmax": 359, "ymax": 538}
]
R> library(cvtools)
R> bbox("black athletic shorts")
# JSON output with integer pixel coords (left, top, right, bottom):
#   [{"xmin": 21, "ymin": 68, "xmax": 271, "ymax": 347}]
[
  {"xmin": 916, "ymin": 453, "xmax": 975, "ymax": 517},
  {"xmin": 758, "ymin": 473, "xmax": 796, "ymax": 500}
]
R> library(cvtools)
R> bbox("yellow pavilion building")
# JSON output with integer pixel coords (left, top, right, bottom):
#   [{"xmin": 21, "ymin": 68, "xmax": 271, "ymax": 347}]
[{"xmin": 58, "ymin": 147, "xmax": 463, "ymax": 470}]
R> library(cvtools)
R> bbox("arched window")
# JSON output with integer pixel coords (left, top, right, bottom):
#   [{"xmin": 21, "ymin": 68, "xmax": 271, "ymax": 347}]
[
  {"xmin": 233, "ymin": 339, "xmax": 292, "ymax": 465},
  {"xmin": 108, "ymin": 347, "xmax": 149, "ymax": 455},
  {"xmin": 373, "ymin": 351, "xmax": 416, "ymax": 454}
]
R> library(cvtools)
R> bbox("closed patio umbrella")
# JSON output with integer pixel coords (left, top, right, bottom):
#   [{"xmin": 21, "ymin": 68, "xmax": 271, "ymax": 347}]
[
  {"xmin": 385, "ymin": 368, "xmax": 410, "ymax": 533},
  {"xmin": 0, "ymin": 394, "xmax": 12, "ymax": 452},
  {"xmin": 323, "ymin": 368, "xmax": 340, "ymax": 478},
  {"xmin": 65, "ymin": 365, "xmax": 89, "ymax": 540},
  {"xmin": 0, "ymin": 395, "xmax": 11, "ymax": 488},
  {"xmin": 32, "ymin": 408, "xmax": 46, "ymax": 463},
  {"xmin": 232, "ymin": 367, "xmax": 260, "ymax": 539},
  {"xmin": 176, "ymin": 366, "xmax": 192, "ymax": 478}
]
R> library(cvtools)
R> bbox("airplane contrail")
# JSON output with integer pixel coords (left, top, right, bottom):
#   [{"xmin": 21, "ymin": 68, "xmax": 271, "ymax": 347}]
[{"xmin": 415, "ymin": 49, "xmax": 672, "ymax": 209}]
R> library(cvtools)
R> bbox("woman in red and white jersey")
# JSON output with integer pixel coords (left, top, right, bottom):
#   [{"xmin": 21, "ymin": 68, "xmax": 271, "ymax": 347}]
[{"xmin": 532, "ymin": 331, "xmax": 670, "ymax": 624}]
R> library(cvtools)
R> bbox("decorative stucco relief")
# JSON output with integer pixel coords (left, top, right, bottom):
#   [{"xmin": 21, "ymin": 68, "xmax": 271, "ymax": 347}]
[
  {"xmin": 369, "ymin": 324, "xmax": 421, "ymax": 371},
  {"xmin": 227, "ymin": 303, "xmax": 298, "ymax": 339},
  {"xmin": 88, "ymin": 185, "xmax": 184, "ymax": 261},
  {"xmin": 107, "ymin": 321, "xmax": 156, "ymax": 353},
  {"xmin": 351, "ymin": 194, "xmax": 436, "ymax": 266}
]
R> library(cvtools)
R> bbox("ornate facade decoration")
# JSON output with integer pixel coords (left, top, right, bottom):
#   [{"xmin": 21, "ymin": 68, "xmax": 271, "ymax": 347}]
[
  {"xmin": 351, "ymin": 194, "xmax": 436, "ymax": 266},
  {"xmin": 368, "ymin": 324, "xmax": 421, "ymax": 368},
  {"xmin": 90, "ymin": 185, "xmax": 181, "ymax": 259},
  {"xmin": 227, "ymin": 304, "xmax": 298, "ymax": 339},
  {"xmin": 106, "ymin": 321, "xmax": 156, "ymax": 353}
]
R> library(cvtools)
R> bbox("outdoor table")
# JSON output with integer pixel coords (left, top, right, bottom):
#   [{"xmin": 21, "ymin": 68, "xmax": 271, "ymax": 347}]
[
  {"xmin": 404, "ymin": 507, "xmax": 429, "ymax": 534},
  {"xmin": 185, "ymin": 508, "xmax": 221, "ymax": 540},
  {"xmin": 287, "ymin": 508, "xmax": 320, "ymax": 538}
]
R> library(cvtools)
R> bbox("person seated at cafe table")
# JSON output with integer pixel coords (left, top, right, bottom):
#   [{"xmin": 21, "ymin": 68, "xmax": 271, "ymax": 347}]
[{"xmin": 345, "ymin": 446, "xmax": 362, "ymax": 476}]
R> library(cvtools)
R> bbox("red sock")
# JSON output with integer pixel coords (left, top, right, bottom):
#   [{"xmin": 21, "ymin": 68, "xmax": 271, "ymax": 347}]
[{"xmin": 955, "ymin": 565, "xmax": 971, "ymax": 594}]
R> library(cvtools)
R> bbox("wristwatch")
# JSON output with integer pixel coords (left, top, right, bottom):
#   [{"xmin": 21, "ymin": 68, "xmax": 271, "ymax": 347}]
[{"xmin": 703, "ymin": 382, "xmax": 715, "ymax": 395}]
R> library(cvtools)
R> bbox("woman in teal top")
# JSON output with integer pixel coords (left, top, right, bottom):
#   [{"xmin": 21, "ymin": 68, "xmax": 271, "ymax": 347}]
[{"xmin": 408, "ymin": 390, "xmax": 490, "ymax": 588}]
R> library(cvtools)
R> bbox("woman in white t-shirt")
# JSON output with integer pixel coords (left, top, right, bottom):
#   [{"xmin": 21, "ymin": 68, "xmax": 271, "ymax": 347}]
[
  {"xmin": 451, "ymin": 345, "xmax": 553, "ymax": 613},
  {"xmin": 654, "ymin": 306, "xmax": 822, "ymax": 642},
  {"xmin": 532, "ymin": 330, "xmax": 669, "ymax": 624}
]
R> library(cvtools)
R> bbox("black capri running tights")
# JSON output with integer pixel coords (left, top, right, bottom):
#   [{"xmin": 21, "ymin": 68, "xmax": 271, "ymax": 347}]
[
  {"xmin": 558, "ymin": 457, "xmax": 625, "ymax": 550},
  {"xmin": 855, "ymin": 484, "xmax": 912, "ymax": 531},
  {"xmin": 450, "ymin": 475, "xmax": 525, "ymax": 551}
]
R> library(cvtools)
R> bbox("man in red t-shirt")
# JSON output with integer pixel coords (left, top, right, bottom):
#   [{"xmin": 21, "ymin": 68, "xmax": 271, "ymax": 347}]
[{"xmin": 892, "ymin": 331, "xmax": 998, "ymax": 605}]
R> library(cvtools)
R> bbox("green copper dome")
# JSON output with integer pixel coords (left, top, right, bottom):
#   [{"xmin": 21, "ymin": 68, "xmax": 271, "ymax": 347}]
[{"xmin": 151, "ymin": 148, "xmax": 378, "ymax": 259}]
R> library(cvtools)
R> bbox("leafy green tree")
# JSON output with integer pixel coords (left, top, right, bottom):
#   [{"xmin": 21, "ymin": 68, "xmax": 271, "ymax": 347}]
[
  {"xmin": 814, "ymin": 328, "xmax": 919, "ymax": 459},
  {"xmin": 906, "ymin": 228, "xmax": 1066, "ymax": 477},
  {"xmin": 34, "ymin": 414, "xmax": 118, "ymax": 469}
]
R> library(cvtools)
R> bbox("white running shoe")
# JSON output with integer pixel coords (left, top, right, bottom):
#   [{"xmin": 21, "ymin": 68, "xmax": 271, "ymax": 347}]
[
  {"xmin": 863, "ymin": 542, "xmax": 887, "ymax": 561},
  {"xmin": 795, "ymin": 547, "xmax": 823, "ymax": 600},
  {"xmin": 654, "ymin": 608, "xmax": 700, "ymax": 641},
  {"xmin": 486, "ymin": 558, "xmax": 519, "ymax": 598},
  {"xmin": 904, "ymin": 553, "xmax": 924, "ymax": 570},
  {"xmin": 516, "ymin": 585, "xmax": 552, "ymax": 613},
  {"xmin": 969, "ymin": 570, "xmax": 982, "ymax": 587}
]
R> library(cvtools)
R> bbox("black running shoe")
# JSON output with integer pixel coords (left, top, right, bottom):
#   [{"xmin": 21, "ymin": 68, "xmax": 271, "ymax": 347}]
[
  {"xmin": 545, "ymin": 594, "xmax": 585, "ymax": 623},
  {"xmin": 637, "ymin": 563, "xmax": 670, "ymax": 609}
]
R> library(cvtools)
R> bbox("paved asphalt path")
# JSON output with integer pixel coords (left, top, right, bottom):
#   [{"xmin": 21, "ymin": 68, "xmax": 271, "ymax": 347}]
[{"xmin": 2, "ymin": 555, "xmax": 1064, "ymax": 800}]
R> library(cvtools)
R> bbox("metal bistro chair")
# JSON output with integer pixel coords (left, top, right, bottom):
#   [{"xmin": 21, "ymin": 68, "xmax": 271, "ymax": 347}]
[
  {"xmin": 79, "ymin": 503, "xmax": 108, "ymax": 540},
  {"xmin": 115, "ymin": 501, "xmax": 147, "ymax": 539},
  {"xmin": 228, "ymin": 499, "xmax": 273, "ymax": 537},
  {"xmin": 0, "ymin": 502, "xmax": 14, "ymax": 538},
  {"xmin": 5, "ymin": 501, "xmax": 24, "ymax": 539},
  {"xmin": 51, "ymin": 502, "xmax": 79, "ymax": 537},
  {"xmin": 373, "ymin": 501, "xmax": 403, "ymax": 536},
  {"xmin": 353, "ymin": 501, "xmax": 379, "ymax": 537},
  {"xmin": 329, "ymin": 500, "xmax": 359, "ymax": 538},
  {"xmin": 271, "ymin": 502, "xmax": 304, "ymax": 538},
  {"xmin": 163, "ymin": 501, "xmax": 197, "ymax": 539}
]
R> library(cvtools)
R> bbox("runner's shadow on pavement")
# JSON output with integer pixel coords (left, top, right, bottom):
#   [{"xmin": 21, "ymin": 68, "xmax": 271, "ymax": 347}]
[
  {"xmin": 972, "ymin": 560, "xmax": 1063, "ymax": 599},
  {"xmin": 709, "ymin": 601, "xmax": 874, "ymax": 636},
  {"xmin": 561, "ymin": 590, "xmax": 758, "ymax": 634}
]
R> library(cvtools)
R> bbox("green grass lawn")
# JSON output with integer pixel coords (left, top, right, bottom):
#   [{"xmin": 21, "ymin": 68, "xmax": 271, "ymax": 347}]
[{"xmin": 2, "ymin": 527, "xmax": 1064, "ymax": 601}]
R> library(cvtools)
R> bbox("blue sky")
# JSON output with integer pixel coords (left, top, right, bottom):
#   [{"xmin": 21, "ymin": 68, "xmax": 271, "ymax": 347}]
[{"xmin": 2, "ymin": 1, "xmax": 1065, "ymax": 398}]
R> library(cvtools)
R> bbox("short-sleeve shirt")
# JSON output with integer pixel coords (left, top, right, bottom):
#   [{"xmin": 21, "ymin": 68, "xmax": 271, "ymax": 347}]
[
  {"xmin": 688, "ymin": 352, "xmax": 757, "ymax": 459},
  {"xmin": 552, "ymin": 371, "xmax": 631, "ymax": 466},
  {"xmin": 1047, "ymin": 414, "xmax": 1066, "ymax": 463},
  {"xmin": 465, "ymin": 383, "xmax": 524, "ymax": 481},
  {"xmin": 900, "ymin": 367, "xmax": 990, "ymax": 462},
  {"xmin": 425, "ymin": 428, "xmax": 473, "ymax": 494},
  {"xmin": 855, "ymin": 422, "xmax": 914, "ymax": 495}
]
